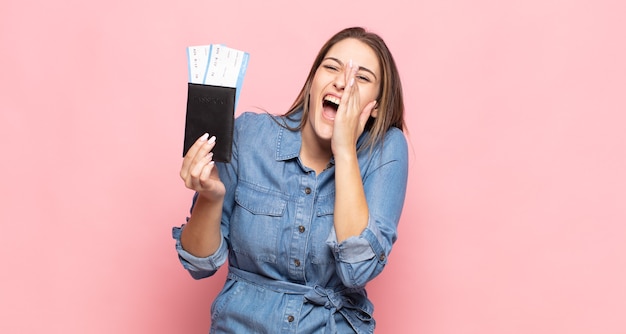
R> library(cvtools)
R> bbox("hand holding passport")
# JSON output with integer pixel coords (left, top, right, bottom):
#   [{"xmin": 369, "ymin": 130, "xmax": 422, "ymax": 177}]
[{"xmin": 183, "ymin": 44, "xmax": 249, "ymax": 162}]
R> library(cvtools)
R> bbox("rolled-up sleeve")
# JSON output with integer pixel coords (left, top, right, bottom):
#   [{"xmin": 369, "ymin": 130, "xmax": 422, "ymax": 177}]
[{"xmin": 172, "ymin": 225, "xmax": 229, "ymax": 279}]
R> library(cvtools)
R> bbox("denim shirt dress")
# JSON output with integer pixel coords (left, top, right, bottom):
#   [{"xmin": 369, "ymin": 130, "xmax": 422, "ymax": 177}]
[{"xmin": 173, "ymin": 109, "xmax": 409, "ymax": 333}]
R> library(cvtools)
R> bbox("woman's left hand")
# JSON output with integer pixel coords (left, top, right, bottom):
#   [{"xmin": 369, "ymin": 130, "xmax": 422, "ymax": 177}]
[{"xmin": 331, "ymin": 60, "xmax": 377, "ymax": 156}]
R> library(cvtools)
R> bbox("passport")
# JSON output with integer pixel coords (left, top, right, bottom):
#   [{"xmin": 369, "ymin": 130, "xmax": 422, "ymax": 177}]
[{"xmin": 183, "ymin": 83, "xmax": 236, "ymax": 162}]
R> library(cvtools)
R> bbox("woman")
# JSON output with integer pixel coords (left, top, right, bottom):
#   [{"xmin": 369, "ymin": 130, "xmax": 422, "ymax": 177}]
[{"xmin": 173, "ymin": 27, "xmax": 409, "ymax": 333}]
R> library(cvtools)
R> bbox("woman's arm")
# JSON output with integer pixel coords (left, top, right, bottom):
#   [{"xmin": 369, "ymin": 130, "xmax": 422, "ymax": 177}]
[
  {"xmin": 179, "ymin": 133, "xmax": 226, "ymax": 257},
  {"xmin": 330, "ymin": 131, "xmax": 409, "ymax": 288},
  {"xmin": 333, "ymin": 149, "xmax": 369, "ymax": 243},
  {"xmin": 331, "ymin": 61, "xmax": 378, "ymax": 242}
]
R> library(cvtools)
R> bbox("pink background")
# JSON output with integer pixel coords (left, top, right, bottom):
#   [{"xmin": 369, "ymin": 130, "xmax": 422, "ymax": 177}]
[{"xmin": 1, "ymin": 0, "xmax": 625, "ymax": 333}]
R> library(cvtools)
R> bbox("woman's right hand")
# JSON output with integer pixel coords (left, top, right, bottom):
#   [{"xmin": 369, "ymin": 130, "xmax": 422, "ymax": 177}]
[{"xmin": 180, "ymin": 133, "xmax": 226, "ymax": 201}]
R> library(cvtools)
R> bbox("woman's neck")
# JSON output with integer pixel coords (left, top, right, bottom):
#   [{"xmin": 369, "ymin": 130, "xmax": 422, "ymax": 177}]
[{"xmin": 300, "ymin": 125, "xmax": 332, "ymax": 174}]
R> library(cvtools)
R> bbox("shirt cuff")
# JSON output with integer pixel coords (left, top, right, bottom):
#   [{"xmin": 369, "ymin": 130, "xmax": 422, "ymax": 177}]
[
  {"xmin": 325, "ymin": 216, "xmax": 385, "ymax": 264},
  {"xmin": 172, "ymin": 225, "xmax": 228, "ymax": 274}
]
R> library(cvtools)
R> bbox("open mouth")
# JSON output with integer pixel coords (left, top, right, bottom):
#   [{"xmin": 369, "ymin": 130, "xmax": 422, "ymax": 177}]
[{"xmin": 322, "ymin": 95, "xmax": 340, "ymax": 120}]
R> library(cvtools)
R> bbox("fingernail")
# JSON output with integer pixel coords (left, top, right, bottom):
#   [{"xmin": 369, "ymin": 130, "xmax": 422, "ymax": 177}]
[
  {"xmin": 349, "ymin": 77, "xmax": 355, "ymax": 87},
  {"xmin": 208, "ymin": 136, "xmax": 216, "ymax": 144},
  {"xmin": 200, "ymin": 133, "xmax": 209, "ymax": 141},
  {"xmin": 349, "ymin": 59, "xmax": 353, "ymax": 68}
]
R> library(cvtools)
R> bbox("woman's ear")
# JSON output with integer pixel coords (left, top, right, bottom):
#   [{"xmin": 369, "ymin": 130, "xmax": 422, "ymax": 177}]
[{"xmin": 371, "ymin": 101, "xmax": 379, "ymax": 118}]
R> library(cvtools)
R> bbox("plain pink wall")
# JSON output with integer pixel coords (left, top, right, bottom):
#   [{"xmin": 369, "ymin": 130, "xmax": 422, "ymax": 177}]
[{"xmin": 1, "ymin": 0, "xmax": 625, "ymax": 333}]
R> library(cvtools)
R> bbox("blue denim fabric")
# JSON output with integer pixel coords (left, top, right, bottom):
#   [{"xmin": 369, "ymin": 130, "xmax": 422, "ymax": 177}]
[{"xmin": 173, "ymin": 109, "xmax": 408, "ymax": 333}]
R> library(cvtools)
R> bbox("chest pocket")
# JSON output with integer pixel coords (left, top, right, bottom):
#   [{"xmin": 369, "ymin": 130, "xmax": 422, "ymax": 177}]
[{"xmin": 230, "ymin": 182, "xmax": 287, "ymax": 263}]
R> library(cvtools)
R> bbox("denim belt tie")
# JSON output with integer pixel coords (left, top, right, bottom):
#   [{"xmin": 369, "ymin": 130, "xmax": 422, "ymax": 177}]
[
  {"xmin": 227, "ymin": 266, "xmax": 363, "ymax": 334},
  {"xmin": 303, "ymin": 285, "xmax": 345, "ymax": 333}
]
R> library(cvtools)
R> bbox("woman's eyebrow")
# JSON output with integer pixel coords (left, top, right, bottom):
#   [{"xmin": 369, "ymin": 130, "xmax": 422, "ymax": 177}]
[{"xmin": 323, "ymin": 57, "xmax": 378, "ymax": 80}]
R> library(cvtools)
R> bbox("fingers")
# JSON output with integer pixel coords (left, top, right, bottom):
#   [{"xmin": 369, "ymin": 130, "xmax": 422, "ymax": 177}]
[
  {"xmin": 341, "ymin": 60, "xmax": 358, "ymax": 105},
  {"xmin": 180, "ymin": 133, "xmax": 217, "ymax": 189},
  {"xmin": 188, "ymin": 151, "xmax": 213, "ymax": 186},
  {"xmin": 181, "ymin": 133, "xmax": 208, "ymax": 171},
  {"xmin": 342, "ymin": 60, "xmax": 374, "ymax": 117},
  {"xmin": 346, "ymin": 59, "xmax": 357, "ymax": 88},
  {"xmin": 337, "ymin": 60, "xmax": 358, "ymax": 119},
  {"xmin": 198, "ymin": 153, "xmax": 215, "ymax": 187}
]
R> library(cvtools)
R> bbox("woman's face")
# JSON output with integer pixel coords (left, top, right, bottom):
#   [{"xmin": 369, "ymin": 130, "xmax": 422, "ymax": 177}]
[{"xmin": 305, "ymin": 37, "xmax": 381, "ymax": 145}]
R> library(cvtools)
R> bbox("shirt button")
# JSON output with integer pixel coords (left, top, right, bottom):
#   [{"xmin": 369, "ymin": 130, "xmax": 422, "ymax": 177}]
[
  {"xmin": 379, "ymin": 253, "xmax": 386, "ymax": 261},
  {"xmin": 304, "ymin": 187, "xmax": 311, "ymax": 194},
  {"xmin": 298, "ymin": 225, "xmax": 305, "ymax": 233},
  {"xmin": 294, "ymin": 259, "xmax": 301, "ymax": 267},
  {"xmin": 287, "ymin": 315, "xmax": 295, "ymax": 322}
]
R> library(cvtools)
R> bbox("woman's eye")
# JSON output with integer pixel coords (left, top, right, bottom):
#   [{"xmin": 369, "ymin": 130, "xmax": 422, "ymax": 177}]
[
  {"xmin": 323, "ymin": 64, "xmax": 339, "ymax": 71},
  {"xmin": 357, "ymin": 75, "xmax": 371, "ymax": 82}
]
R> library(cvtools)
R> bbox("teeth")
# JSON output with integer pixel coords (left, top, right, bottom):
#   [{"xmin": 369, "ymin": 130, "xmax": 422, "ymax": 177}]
[{"xmin": 324, "ymin": 95, "xmax": 340, "ymax": 106}]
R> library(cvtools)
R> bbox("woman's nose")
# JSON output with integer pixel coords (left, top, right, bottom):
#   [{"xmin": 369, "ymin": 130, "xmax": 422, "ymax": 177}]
[{"xmin": 333, "ymin": 70, "xmax": 346, "ymax": 90}]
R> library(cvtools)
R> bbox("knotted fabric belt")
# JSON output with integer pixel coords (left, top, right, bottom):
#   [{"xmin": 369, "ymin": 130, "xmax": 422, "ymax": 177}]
[{"xmin": 227, "ymin": 266, "xmax": 369, "ymax": 334}]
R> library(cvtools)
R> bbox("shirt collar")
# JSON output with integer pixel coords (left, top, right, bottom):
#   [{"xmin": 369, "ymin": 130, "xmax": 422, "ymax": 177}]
[
  {"xmin": 275, "ymin": 109, "xmax": 304, "ymax": 161},
  {"xmin": 273, "ymin": 109, "xmax": 371, "ymax": 164}
]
